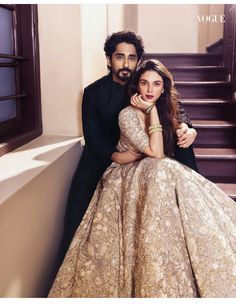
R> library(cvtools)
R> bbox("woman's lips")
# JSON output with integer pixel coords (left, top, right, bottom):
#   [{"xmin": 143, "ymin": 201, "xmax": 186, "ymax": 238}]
[{"xmin": 145, "ymin": 95, "xmax": 154, "ymax": 99}]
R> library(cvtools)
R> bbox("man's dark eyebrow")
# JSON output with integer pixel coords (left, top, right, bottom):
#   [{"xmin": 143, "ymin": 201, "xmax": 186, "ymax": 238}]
[
  {"xmin": 114, "ymin": 53, "xmax": 137, "ymax": 57},
  {"xmin": 114, "ymin": 53, "xmax": 125, "ymax": 56}
]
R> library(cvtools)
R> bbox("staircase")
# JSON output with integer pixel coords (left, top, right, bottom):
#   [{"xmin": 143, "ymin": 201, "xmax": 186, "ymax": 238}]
[{"xmin": 144, "ymin": 53, "xmax": 236, "ymax": 201}]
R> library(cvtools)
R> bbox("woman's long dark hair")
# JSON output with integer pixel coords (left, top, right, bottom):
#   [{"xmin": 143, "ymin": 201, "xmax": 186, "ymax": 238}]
[{"xmin": 128, "ymin": 59, "xmax": 180, "ymax": 156}]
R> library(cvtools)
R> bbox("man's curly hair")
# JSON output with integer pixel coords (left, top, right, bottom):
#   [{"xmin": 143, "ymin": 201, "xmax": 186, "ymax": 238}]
[{"xmin": 104, "ymin": 30, "xmax": 144, "ymax": 61}]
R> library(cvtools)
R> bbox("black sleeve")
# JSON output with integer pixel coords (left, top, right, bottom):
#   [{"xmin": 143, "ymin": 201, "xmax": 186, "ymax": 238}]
[
  {"xmin": 82, "ymin": 87, "xmax": 116, "ymax": 164},
  {"xmin": 178, "ymin": 101, "xmax": 193, "ymax": 128}
]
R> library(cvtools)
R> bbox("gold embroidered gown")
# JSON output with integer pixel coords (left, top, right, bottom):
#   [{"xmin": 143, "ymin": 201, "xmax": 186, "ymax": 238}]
[{"xmin": 49, "ymin": 106, "xmax": 236, "ymax": 298}]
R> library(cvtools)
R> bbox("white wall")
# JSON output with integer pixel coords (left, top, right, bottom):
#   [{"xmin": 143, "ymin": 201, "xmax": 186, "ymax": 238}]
[
  {"xmin": 138, "ymin": 4, "xmax": 199, "ymax": 53},
  {"xmin": 197, "ymin": 4, "xmax": 224, "ymax": 52},
  {"xmin": 137, "ymin": 4, "xmax": 224, "ymax": 53},
  {"xmin": 208, "ymin": 4, "xmax": 224, "ymax": 45},
  {"xmin": 80, "ymin": 4, "xmax": 107, "ymax": 88},
  {"xmin": 124, "ymin": 4, "xmax": 138, "ymax": 33},
  {"xmin": 107, "ymin": 4, "xmax": 125, "ymax": 35},
  {"xmin": 38, "ymin": 5, "xmax": 83, "ymax": 136},
  {"xmin": 38, "ymin": 4, "xmax": 111, "ymax": 136},
  {"xmin": 197, "ymin": 4, "xmax": 209, "ymax": 53}
]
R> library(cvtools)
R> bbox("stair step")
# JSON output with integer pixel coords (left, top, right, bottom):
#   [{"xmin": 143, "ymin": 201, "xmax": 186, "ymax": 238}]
[
  {"xmin": 215, "ymin": 183, "xmax": 236, "ymax": 201},
  {"xmin": 194, "ymin": 147, "xmax": 236, "ymax": 159},
  {"xmin": 182, "ymin": 98, "xmax": 230, "ymax": 104},
  {"xmin": 175, "ymin": 81, "xmax": 232, "ymax": 99},
  {"xmin": 181, "ymin": 99, "xmax": 236, "ymax": 120},
  {"xmin": 144, "ymin": 53, "xmax": 223, "ymax": 66},
  {"xmin": 176, "ymin": 81, "xmax": 229, "ymax": 85},
  {"xmin": 193, "ymin": 120, "xmax": 236, "ymax": 128},
  {"xmin": 192, "ymin": 120, "xmax": 236, "ymax": 148},
  {"xmin": 194, "ymin": 148, "xmax": 236, "ymax": 183},
  {"xmin": 169, "ymin": 66, "xmax": 227, "ymax": 81},
  {"xmin": 171, "ymin": 65, "xmax": 225, "ymax": 69}
]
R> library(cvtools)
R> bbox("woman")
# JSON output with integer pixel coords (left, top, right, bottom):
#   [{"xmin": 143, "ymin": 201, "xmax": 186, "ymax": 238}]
[{"xmin": 49, "ymin": 60, "xmax": 236, "ymax": 298}]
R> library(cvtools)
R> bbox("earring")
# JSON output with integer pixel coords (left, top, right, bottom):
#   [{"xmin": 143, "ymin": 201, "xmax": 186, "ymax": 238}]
[{"xmin": 162, "ymin": 89, "xmax": 164, "ymax": 94}]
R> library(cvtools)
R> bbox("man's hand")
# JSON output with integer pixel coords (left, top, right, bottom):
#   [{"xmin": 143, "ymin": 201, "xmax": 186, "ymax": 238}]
[
  {"xmin": 111, "ymin": 150, "xmax": 143, "ymax": 165},
  {"xmin": 176, "ymin": 123, "xmax": 197, "ymax": 148}
]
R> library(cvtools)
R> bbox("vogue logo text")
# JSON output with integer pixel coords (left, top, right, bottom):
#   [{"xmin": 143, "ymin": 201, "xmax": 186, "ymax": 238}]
[{"xmin": 197, "ymin": 15, "xmax": 225, "ymax": 23}]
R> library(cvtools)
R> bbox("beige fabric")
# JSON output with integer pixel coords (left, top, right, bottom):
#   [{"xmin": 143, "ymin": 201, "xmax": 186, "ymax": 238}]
[{"xmin": 49, "ymin": 106, "xmax": 236, "ymax": 298}]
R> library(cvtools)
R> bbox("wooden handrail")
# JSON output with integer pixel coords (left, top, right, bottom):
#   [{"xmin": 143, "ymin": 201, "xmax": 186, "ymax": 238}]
[
  {"xmin": 0, "ymin": 54, "xmax": 27, "ymax": 61},
  {"xmin": 0, "ymin": 94, "xmax": 29, "ymax": 102}
]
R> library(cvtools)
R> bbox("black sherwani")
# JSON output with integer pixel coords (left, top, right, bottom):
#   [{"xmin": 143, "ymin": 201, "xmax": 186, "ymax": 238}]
[{"xmin": 58, "ymin": 73, "xmax": 198, "ymax": 262}]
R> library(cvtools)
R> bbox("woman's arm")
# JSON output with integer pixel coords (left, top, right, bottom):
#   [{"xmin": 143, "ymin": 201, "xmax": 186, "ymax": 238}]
[
  {"xmin": 130, "ymin": 94, "xmax": 164, "ymax": 159},
  {"xmin": 143, "ymin": 106, "xmax": 165, "ymax": 158},
  {"xmin": 111, "ymin": 150, "xmax": 143, "ymax": 164}
]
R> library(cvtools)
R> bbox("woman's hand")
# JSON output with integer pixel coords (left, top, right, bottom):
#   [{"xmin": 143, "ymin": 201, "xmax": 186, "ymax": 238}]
[
  {"xmin": 130, "ymin": 93, "xmax": 153, "ymax": 111},
  {"xmin": 111, "ymin": 150, "xmax": 143, "ymax": 164}
]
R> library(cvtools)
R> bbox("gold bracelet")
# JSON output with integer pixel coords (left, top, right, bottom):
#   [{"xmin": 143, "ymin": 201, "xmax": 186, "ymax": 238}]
[
  {"xmin": 149, "ymin": 128, "xmax": 163, "ymax": 134},
  {"xmin": 143, "ymin": 103, "xmax": 155, "ymax": 115},
  {"xmin": 149, "ymin": 124, "xmax": 162, "ymax": 131}
]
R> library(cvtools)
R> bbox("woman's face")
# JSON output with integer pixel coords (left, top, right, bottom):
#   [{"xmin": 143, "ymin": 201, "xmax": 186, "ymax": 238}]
[{"xmin": 138, "ymin": 70, "xmax": 164, "ymax": 103}]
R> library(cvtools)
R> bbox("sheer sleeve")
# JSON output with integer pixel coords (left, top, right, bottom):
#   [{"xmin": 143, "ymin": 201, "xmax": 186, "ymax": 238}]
[{"xmin": 118, "ymin": 107, "xmax": 149, "ymax": 153}]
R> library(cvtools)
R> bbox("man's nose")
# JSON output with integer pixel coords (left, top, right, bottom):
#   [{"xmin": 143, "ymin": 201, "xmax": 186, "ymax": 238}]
[
  {"xmin": 123, "ymin": 57, "xmax": 129, "ymax": 68},
  {"xmin": 147, "ymin": 85, "xmax": 152, "ymax": 92}
]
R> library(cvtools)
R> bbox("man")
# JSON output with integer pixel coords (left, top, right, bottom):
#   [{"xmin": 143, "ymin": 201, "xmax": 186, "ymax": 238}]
[{"xmin": 59, "ymin": 30, "xmax": 198, "ymax": 262}]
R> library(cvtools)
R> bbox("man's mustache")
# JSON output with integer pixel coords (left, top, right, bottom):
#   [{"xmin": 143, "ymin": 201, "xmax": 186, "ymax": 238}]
[{"xmin": 118, "ymin": 68, "xmax": 132, "ymax": 74}]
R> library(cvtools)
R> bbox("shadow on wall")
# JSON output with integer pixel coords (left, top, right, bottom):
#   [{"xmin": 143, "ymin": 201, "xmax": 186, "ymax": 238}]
[{"xmin": 0, "ymin": 139, "xmax": 83, "ymax": 297}]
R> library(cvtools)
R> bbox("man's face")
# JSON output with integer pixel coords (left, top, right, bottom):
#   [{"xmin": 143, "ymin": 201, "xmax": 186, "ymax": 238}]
[{"xmin": 107, "ymin": 42, "xmax": 139, "ymax": 84}]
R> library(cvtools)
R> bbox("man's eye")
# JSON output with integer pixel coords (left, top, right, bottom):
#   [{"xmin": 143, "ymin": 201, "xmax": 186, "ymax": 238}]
[
  {"xmin": 140, "ymin": 81, "xmax": 146, "ymax": 86},
  {"xmin": 130, "ymin": 57, "xmax": 136, "ymax": 61},
  {"xmin": 116, "ymin": 55, "xmax": 123, "ymax": 60}
]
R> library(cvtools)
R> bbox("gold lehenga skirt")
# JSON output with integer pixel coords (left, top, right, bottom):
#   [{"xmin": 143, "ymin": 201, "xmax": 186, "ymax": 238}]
[{"xmin": 49, "ymin": 157, "xmax": 236, "ymax": 297}]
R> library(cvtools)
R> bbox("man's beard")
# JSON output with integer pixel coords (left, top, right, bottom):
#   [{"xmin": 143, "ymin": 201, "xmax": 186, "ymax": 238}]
[{"xmin": 116, "ymin": 68, "xmax": 133, "ymax": 81}]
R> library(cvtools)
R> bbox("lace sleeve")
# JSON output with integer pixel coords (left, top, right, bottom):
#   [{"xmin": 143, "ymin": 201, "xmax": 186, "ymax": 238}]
[{"xmin": 118, "ymin": 107, "xmax": 149, "ymax": 153}]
